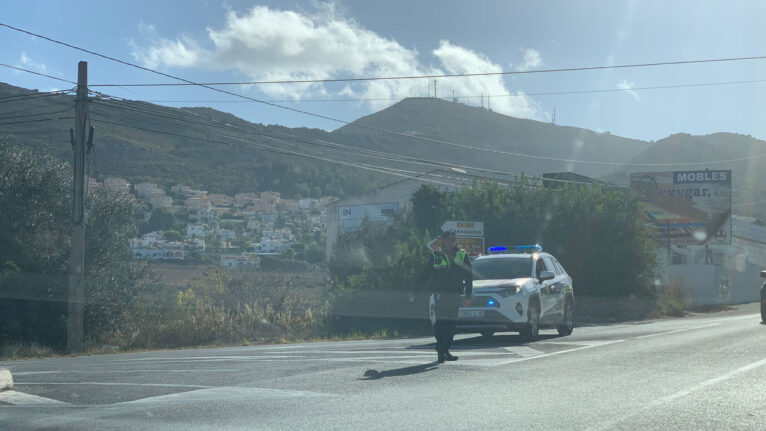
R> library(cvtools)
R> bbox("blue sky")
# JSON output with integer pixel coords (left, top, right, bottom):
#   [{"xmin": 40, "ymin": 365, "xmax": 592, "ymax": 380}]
[{"xmin": 2, "ymin": 0, "xmax": 766, "ymax": 142}]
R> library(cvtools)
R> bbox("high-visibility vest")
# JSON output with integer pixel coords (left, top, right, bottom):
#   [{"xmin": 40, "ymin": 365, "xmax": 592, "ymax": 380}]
[{"xmin": 433, "ymin": 250, "xmax": 468, "ymax": 269}]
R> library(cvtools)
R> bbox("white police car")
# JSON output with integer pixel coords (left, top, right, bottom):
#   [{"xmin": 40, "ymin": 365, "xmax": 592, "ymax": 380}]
[{"xmin": 456, "ymin": 245, "xmax": 574, "ymax": 340}]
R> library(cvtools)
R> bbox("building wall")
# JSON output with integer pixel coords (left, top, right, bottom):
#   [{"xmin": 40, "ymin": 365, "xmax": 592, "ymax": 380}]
[{"xmin": 325, "ymin": 177, "xmax": 457, "ymax": 261}]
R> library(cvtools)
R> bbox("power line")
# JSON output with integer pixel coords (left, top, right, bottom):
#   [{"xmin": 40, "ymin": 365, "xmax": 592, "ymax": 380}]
[
  {"xmin": 0, "ymin": 89, "xmax": 74, "ymax": 104},
  {"xmin": 0, "ymin": 62, "xmax": 77, "ymax": 85},
  {"xmin": 0, "ymin": 116, "xmax": 73, "ymax": 126},
  {"xmin": 83, "ymin": 57, "xmax": 766, "ymax": 87},
  {"xmin": 0, "ymin": 107, "xmax": 72, "ymax": 121},
  {"xmin": 125, "ymin": 76, "xmax": 766, "ymax": 104},
  {"xmin": 6, "ymin": 22, "xmax": 766, "ymax": 169}
]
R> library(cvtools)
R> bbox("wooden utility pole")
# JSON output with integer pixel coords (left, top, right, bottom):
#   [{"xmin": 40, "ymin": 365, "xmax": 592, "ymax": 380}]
[{"xmin": 67, "ymin": 61, "xmax": 90, "ymax": 353}]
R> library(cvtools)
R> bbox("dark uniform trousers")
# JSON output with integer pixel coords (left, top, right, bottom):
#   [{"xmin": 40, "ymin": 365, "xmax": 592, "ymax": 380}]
[{"xmin": 434, "ymin": 294, "xmax": 458, "ymax": 354}]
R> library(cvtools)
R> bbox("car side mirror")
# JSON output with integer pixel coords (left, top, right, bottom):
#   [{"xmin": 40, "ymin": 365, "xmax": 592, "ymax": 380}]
[
  {"xmin": 539, "ymin": 270, "xmax": 555, "ymax": 282},
  {"xmin": 761, "ymin": 270, "xmax": 766, "ymax": 278}
]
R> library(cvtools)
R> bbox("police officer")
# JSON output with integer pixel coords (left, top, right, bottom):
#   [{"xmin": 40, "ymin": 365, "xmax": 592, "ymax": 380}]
[{"xmin": 428, "ymin": 230, "xmax": 472, "ymax": 363}]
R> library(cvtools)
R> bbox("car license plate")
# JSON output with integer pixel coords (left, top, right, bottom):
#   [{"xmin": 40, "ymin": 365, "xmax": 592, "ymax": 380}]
[{"xmin": 459, "ymin": 310, "xmax": 484, "ymax": 318}]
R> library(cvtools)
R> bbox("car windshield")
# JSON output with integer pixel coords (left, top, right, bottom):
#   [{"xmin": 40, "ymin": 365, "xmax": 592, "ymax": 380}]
[{"xmin": 472, "ymin": 258, "xmax": 532, "ymax": 280}]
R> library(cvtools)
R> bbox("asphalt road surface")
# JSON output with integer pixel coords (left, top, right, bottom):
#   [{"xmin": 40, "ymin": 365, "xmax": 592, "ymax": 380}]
[{"xmin": 2, "ymin": 303, "xmax": 765, "ymax": 430}]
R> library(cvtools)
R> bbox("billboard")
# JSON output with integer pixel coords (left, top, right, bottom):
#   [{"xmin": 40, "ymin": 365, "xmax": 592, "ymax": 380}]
[
  {"xmin": 427, "ymin": 220, "xmax": 485, "ymax": 256},
  {"xmin": 338, "ymin": 202, "xmax": 399, "ymax": 233},
  {"xmin": 630, "ymin": 170, "xmax": 732, "ymax": 245}
]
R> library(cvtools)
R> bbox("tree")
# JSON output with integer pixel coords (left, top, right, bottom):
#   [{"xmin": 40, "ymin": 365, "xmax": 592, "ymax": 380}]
[
  {"xmin": 163, "ymin": 230, "xmax": 181, "ymax": 242},
  {"xmin": 0, "ymin": 142, "xmax": 152, "ymax": 348},
  {"xmin": 144, "ymin": 208, "xmax": 176, "ymax": 233}
]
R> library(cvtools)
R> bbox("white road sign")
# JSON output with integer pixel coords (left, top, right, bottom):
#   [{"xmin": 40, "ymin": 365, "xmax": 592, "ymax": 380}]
[{"xmin": 440, "ymin": 221, "xmax": 484, "ymax": 237}]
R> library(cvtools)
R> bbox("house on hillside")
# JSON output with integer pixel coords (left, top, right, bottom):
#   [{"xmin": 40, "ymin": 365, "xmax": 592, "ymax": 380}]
[
  {"xmin": 104, "ymin": 177, "xmax": 130, "ymax": 193},
  {"xmin": 186, "ymin": 223, "xmax": 205, "ymax": 238},
  {"xmin": 135, "ymin": 183, "xmax": 164, "ymax": 200}
]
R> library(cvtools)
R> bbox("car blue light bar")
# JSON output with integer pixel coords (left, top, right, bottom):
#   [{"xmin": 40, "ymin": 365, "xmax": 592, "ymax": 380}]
[
  {"xmin": 513, "ymin": 245, "xmax": 543, "ymax": 253},
  {"xmin": 487, "ymin": 245, "xmax": 542, "ymax": 254}
]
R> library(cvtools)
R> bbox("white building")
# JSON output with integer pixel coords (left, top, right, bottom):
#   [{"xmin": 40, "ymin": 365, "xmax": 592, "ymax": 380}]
[
  {"xmin": 190, "ymin": 208, "xmax": 218, "ymax": 224},
  {"xmin": 246, "ymin": 219, "xmax": 261, "ymax": 232},
  {"xmin": 299, "ymin": 198, "xmax": 319, "ymax": 210},
  {"xmin": 150, "ymin": 193, "xmax": 173, "ymax": 209},
  {"xmin": 255, "ymin": 238, "xmax": 292, "ymax": 254},
  {"xmin": 130, "ymin": 237, "xmax": 185, "ymax": 260},
  {"xmin": 135, "ymin": 183, "xmax": 164, "ymax": 200},
  {"xmin": 187, "ymin": 238, "xmax": 206, "ymax": 251},
  {"xmin": 104, "ymin": 177, "xmax": 130, "ymax": 193},
  {"xmin": 186, "ymin": 197, "xmax": 211, "ymax": 211},
  {"xmin": 186, "ymin": 223, "xmax": 205, "ymax": 238},
  {"xmin": 213, "ymin": 228, "xmax": 237, "ymax": 240}
]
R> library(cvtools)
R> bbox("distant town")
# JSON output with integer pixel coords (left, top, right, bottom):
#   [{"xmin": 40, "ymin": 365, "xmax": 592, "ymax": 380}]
[{"xmin": 87, "ymin": 176, "xmax": 337, "ymax": 268}]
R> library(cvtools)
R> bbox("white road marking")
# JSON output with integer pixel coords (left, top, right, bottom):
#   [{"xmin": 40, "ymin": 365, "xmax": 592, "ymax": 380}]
[
  {"xmin": 11, "ymin": 369, "xmax": 238, "ymax": 376},
  {"xmin": 117, "ymin": 386, "xmax": 334, "ymax": 406},
  {"xmin": 503, "ymin": 346, "xmax": 544, "ymax": 357},
  {"xmin": 113, "ymin": 355, "xmax": 301, "ymax": 362},
  {"xmin": 491, "ymin": 340, "xmax": 625, "ymax": 367},
  {"xmin": 588, "ymin": 355, "xmax": 766, "ymax": 431},
  {"xmin": 0, "ymin": 390, "xmax": 68, "ymax": 406},
  {"xmin": 636, "ymin": 323, "xmax": 719, "ymax": 339},
  {"xmin": 16, "ymin": 382, "xmax": 211, "ymax": 389}
]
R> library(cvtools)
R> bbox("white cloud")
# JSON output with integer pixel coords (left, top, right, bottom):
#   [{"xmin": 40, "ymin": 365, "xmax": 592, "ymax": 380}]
[
  {"xmin": 130, "ymin": 36, "xmax": 202, "ymax": 69},
  {"xmin": 130, "ymin": 4, "xmax": 544, "ymax": 119},
  {"xmin": 138, "ymin": 21, "xmax": 156, "ymax": 35},
  {"xmin": 617, "ymin": 79, "xmax": 641, "ymax": 102},
  {"xmin": 19, "ymin": 52, "xmax": 47, "ymax": 73},
  {"xmin": 514, "ymin": 48, "xmax": 542, "ymax": 72}
]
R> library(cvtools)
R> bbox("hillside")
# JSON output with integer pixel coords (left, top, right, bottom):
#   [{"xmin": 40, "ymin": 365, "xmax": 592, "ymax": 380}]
[
  {"xmin": 2, "ymin": 81, "xmax": 764, "ymax": 215},
  {"xmin": 332, "ymin": 97, "xmax": 651, "ymax": 179},
  {"xmin": 0, "ymin": 83, "xmax": 390, "ymax": 198}
]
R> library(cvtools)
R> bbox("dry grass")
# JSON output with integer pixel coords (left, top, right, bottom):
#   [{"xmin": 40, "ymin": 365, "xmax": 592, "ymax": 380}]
[
  {"xmin": 0, "ymin": 342, "xmax": 57, "ymax": 361},
  {"xmin": 655, "ymin": 280, "xmax": 688, "ymax": 317}
]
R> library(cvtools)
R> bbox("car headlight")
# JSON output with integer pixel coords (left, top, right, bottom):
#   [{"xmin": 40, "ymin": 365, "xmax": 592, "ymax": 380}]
[{"xmin": 498, "ymin": 285, "xmax": 521, "ymax": 297}]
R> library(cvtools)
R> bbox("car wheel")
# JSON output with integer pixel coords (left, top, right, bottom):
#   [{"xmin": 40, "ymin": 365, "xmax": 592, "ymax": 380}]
[
  {"xmin": 481, "ymin": 331, "xmax": 494, "ymax": 338},
  {"xmin": 520, "ymin": 302, "xmax": 540, "ymax": 341},
  {"xmin": 761, "ymin": 295, "xmax": 766, "ymax": 323},
  {"xmin": 557, "ymin": 297, "xmax": 574, "ymax": 336}
]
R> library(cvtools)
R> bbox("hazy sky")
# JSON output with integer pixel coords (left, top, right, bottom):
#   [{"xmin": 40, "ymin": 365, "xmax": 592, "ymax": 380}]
[{"xmin": 2, "ymin": 1, "xmax": 766, "ymax": 142}]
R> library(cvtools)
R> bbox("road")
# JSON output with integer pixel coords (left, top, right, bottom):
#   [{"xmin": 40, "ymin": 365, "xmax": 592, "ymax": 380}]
[{"xmin": 1, "ymin": 303, "xmax": 765, "ymax": 430}]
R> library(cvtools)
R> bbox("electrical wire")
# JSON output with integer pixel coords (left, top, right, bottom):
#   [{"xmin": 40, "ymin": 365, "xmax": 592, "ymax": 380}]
[
  {"xmin": 0, "ymin": 62, "xmax": 77, "ymax": 85},
  {"xmin": 0, "ymin": 107, "xmax": 72, "ymax": 121},
  {"xmin": 6, "ymin": 22, "xmax": 766, "ymax": 168},
  {"xmin": 0, "ymin": 89, "xmax": 74, "ymax": 104},
  {"xmin": 0, "ymin": 116, "xmax": 73, "ymax": 126},
  {"xmin": 82, "ymin": 58, "xmax": 766, "ymax": 87},
  {"xmin": 123, "ymin": 76, "xmax": 766, "ymax": 103}
]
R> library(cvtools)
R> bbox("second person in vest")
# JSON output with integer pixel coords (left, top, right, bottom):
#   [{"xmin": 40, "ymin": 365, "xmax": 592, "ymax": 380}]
[{"xmin": 428, "ymin": 230, "xmax": 472, "ymax": 363}]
